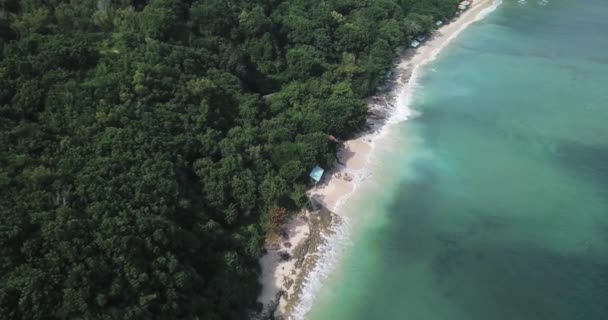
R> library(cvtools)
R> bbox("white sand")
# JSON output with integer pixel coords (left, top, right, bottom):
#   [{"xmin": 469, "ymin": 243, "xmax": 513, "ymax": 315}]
[
  {"xmin": 308, "ymin": 0, "xmax": 494, "ymax": 214},
  {"xmin": 257, "ymin": 214, "xmax": 310, "ymax": 315},
  {"xmin": 258, "ymin": 0, "xmax": 496, "ymax": 317},
  {"xmin": 407, "ymin": 0, "xmax": 495, "ymax": 68}
]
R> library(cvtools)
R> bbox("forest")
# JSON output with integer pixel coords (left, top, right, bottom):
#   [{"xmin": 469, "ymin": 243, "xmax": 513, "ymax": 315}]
[{"xmin": 1, "ymin": 0, "xmax": 459, "ymax": 318}]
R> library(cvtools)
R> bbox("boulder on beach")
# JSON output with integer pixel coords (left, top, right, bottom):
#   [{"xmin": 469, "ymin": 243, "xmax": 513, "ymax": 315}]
[{"xmin": 278, "ymin": 251, "xmax": 291, "ymax": 261}]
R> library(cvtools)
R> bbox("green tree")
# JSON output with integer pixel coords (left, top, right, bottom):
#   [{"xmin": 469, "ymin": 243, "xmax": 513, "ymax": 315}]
[{"xmin": 0, "ymin": 0, "xmax": 461, "ymax": 318}]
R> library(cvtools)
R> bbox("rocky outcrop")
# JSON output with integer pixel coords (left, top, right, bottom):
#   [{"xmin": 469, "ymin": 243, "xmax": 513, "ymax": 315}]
[{"xmin": 254, "ymin": 207, "xmax": 337, "ymax": 320}]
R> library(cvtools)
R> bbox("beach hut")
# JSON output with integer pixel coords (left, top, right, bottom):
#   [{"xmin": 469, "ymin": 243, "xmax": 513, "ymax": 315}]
[
  {"xmin": 458, "ymin": 0, "xmax": 471, "ymax": 10},
  {"xmin": 309, "ymin": 166, "xmax": 324, "ymax": 185},
  {"xmin": 436, "ymin": 20, "xmax": 444, "ymax": 27},
  {"xmin": 410, "ymin": 40, "xmax": 420, "ymax": 48}
]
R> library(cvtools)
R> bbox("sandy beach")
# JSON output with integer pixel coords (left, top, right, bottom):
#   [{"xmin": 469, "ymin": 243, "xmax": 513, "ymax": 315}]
[
  {"xmin": 257, "ymin": 0, "xmax": 496, "ymax": 318},
  {"xmin": 309, "ymin": 0, "xmax": 495, "ymax": 214},
  {"xmin": 258, "ymin": 215, "xmax": 311, "ymax": 315}
]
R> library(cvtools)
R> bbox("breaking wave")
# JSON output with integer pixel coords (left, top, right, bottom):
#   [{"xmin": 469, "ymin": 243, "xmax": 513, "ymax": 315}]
[{"xmin": 289, "ymin": 1, "xmax": 502, "ymax": 319}]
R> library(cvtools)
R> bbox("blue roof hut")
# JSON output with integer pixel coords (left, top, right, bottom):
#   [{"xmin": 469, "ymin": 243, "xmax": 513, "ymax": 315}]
[{"xmin": 309, "ymin": 166, "xmax": 325, "ymax": 184}]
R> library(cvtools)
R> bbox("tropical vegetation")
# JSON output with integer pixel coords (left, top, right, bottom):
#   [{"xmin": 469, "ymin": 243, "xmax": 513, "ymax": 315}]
[{"xmin": 0, "ymin": 0, "xmax": 459, "ymax": 318}]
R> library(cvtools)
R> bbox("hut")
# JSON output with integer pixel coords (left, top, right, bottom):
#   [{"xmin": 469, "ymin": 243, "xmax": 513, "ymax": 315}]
[
  {"xmin": 458, "ymin": 0, "xmax": 471, "ymax": 11},
  {"xmin": 410, "ymin": 40, "xmax": 420, "ymax": 48},
  {"xmin": 309, "ymin": 166, "xmax": 324, "ymax": 185}
]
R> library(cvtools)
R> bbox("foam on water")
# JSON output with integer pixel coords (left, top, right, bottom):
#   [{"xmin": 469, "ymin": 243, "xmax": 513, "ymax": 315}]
[
  {"xmin": 388, "ymin": 0, "xmax": 502, "ymax": 126},
  {"xmin": 289, "ymin": 2, "xmax": 502, "ymax": 319},
  {"xmin": 289, "ymin": 212, "xmax": 353, "ymax": 320}
]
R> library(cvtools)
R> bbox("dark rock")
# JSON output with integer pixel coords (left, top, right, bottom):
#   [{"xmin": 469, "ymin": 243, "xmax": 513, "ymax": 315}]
[
  {"xmin": 254, "ymin": 302, "xmax": 264, "ymax": 312},
  {"xmin": 283, "ymin": 242, "xmax": 292, "ymax": 248},
  {"xmin": 278, "ymin": 251, "xmax": 291, "ymax": 261},
  {"xmin": 267, "ymin": 242, "xmax": 280, "ymax": 251},
  {"xmin": 275, "ymin": 289, "xmax": 285, "ymax": 300},
  {"xmin": 284, "ymin": 278, "xmax": 294, "ymax": 290}
]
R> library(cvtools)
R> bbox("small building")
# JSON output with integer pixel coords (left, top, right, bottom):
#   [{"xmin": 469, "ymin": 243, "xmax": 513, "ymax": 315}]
[
  {"xmin": 458, "ymin": 0, "xmax": 471, "ymax": 11},
  {"xmin": 436, "ymin": 20, "xmax": 444, "ymax": 27},
  {"xmin": 309, "ymin": 166, "xmax": 325, "ymax": 184},
  {"xmin": 410, "ymin": 40, "xmax": 420, "ymax": 48}
]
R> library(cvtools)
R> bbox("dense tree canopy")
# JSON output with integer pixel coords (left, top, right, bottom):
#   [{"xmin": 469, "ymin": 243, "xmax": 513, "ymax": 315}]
[{"xmin": 0, "ymin": 0, "xmax": 459, "ymax": 318}]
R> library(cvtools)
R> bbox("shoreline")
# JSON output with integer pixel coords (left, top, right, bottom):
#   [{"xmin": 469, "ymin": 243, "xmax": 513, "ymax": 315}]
[
  {"xmin": 256, "ymin": 0, "xmax": 498, "ymax": 318},
  {"xmin": 308, "ymin": 0, "xmax": 497, "ymax": 215}
]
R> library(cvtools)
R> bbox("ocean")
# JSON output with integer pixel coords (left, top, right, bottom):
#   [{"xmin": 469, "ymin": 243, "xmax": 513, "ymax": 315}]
[{"xmin": 296, "ymin": 0, "xmax": 608, "ymax": 319}]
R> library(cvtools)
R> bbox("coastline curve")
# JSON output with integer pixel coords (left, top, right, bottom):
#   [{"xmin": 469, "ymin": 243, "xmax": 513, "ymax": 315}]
[{"xmin": 289, "ymin": 1, "xmax": 503, "ymax": 319}]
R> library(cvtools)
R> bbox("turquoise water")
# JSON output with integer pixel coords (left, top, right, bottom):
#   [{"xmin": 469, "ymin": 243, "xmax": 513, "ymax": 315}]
[{"xmin": 304, "ymin": 1, "xmax": 608, "ymax": 319}]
